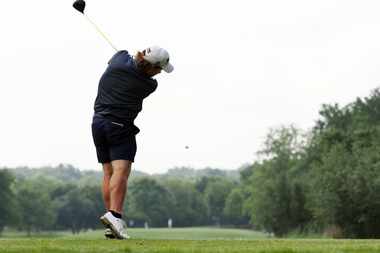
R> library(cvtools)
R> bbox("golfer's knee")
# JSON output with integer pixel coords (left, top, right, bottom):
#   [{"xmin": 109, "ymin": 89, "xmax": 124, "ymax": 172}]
[
  {"xmin": 112, "ymin": 160, "xmax": 131, "ymax": 178},
  {"xmin": 115, "ymin": 167, "xmax": 130, "ymax": 180}
]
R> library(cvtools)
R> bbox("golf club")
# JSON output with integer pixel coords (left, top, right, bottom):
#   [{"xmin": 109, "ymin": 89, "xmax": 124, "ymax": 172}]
[{"xmin": 73, "ymin": 0, "xmax": 118, "ymax": 52}]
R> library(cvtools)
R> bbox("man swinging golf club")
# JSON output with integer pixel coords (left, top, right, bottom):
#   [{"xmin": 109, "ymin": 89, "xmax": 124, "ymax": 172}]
[{"xmin": 73, "ymin": 0, "xmax": 174, "ymax": 239}]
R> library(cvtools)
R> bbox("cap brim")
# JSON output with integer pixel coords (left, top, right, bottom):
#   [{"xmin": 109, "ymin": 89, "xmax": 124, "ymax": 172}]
[{"xmin": 162, "ymin": 63, "xmax": 174, "ymax": 73}]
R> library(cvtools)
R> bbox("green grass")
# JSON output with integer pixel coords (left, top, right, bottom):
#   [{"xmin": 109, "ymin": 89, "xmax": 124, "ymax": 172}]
[
  {"xmin": 1, "ymin": 228, "xmax": 380, "ymax": 253},
  {"xmin": 74, "ymin": 227, "xmax": 269, "ymax": 240},
  {"xmin": 1, "ymin": 228, "xmax": 267, "ymax": 240}
]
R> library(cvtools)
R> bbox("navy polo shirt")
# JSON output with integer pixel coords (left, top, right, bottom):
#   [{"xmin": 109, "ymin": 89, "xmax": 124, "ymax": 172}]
[{"xmin": 94, "ymin": 50, "xmax": 158, "ymax": 123}]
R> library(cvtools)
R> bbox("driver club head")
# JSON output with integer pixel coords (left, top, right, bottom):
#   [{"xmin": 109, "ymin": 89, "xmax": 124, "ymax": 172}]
[{"xmin": 73, "ymin": 0, "xmax": 86, "ymax": 14}]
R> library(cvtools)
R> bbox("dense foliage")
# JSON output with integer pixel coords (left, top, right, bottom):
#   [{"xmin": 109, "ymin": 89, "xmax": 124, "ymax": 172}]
[
  {"xmin": 0, "ymin": 165, "xmax": 240, "ymax": 234},
  {"xmin": 242, "ymin": 88, "xmax": 380, "ymax": 238}
]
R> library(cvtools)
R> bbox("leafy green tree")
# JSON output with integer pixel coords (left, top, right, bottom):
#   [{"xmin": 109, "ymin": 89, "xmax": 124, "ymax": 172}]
[
  {"xmin": 223, "ymin": 187, "xmax": 250, "ymax": 225},
  {"xmin": 239, "ymin": 164, "xmax": 255, "ymax": 184},
  {"xmin": 15, "ymin": 179, "xmax": 56, "ymax": 235},
  {"xmin": 166, "ymin": 180, "xmax": 208, "ymax": 226},
  {"xmin": 55, "ymin": 185, "xmax": 101, "ymax": 233},
  {"xmin": 195, "ymin": 176, "xmax": 218, "ymax": 193},
  {"xmin": 128, "ymin": 178, "xmax": 175, "ymax": 227},
  {"xmin": 307, "ymin": 89, "xmax": 380, "ymax": 237},
  {"xmin": 0, "ymin": 170, "xmax": 15, "ymax": 234},
  {"xmin": 204, "ymin": 178, "xmax": 234, "ymax": 225},
  {"xmin": 243, "ymin": 126, "xmax": 310, "ymax": 236}
]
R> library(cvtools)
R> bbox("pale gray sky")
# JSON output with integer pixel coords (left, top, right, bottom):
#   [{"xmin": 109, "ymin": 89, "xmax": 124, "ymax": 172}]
[{"xmin": 1, "ymin": 0, "xmax": 380, "ymax": 173}]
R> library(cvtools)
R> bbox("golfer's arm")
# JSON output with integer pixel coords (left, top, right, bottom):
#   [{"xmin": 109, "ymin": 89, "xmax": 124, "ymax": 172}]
[{"xmin": 108, "ymin": 50, "xmax": 135, "ymax": 70}]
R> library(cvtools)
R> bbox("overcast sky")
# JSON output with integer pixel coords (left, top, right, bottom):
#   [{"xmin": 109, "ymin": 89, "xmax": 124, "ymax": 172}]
[{"xmin": 1, "ymin": 0, "xmax": 380, "ymax": 173}]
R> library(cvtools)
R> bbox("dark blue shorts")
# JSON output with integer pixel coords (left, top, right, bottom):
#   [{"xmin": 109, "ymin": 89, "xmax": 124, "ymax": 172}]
[{"xmin": 91, "ymin": 115, "xmax": 139, "ymax": 163}]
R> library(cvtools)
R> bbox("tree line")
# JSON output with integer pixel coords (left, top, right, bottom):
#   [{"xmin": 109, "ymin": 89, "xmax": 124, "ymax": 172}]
[
  {"xmin": 1, "ymin": 88, "xmax": 380, "ymax": 238},
  {"xmin": 0, "ymin": 165, "xmax": 244, "ymax": 235}
]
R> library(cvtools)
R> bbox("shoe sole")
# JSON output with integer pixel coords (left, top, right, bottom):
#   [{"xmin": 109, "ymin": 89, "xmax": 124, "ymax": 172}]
[
  {"xmin": 103, "ymin": 223, "xmax": 116, "ymax": 239},
  {"xmin": 100, "ymin": 216, "xmax": 125, "ymax": 240},
  {"xmin": 105, "ymin": 233, "xmax": 116, "ymax": 239},
  {"xmin": 104, "ymin": 228, "xmax": 116, "ymax": 239}
]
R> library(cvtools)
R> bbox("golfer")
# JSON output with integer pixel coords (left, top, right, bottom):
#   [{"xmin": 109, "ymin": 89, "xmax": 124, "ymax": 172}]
[{"xmin": 92, "ymin": 46, "xmax": 173, "ymax": 239}]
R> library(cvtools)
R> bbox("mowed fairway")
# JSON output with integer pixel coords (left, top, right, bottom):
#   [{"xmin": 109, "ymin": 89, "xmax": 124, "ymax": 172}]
[{"xmin": 1, "ymin": 228, "xmax": 380, "ymax": 253}]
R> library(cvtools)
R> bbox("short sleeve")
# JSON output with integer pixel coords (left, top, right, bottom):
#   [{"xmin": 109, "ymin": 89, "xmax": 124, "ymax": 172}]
[{"xmin": 108, "ymin": 50, "xmax": 131, "ymax": 65}]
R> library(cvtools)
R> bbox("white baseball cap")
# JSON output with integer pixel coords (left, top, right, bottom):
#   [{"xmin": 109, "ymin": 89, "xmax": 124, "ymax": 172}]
[{"xmin": 143, "ymin": 46, "xmax": 174, "ymax": 73}]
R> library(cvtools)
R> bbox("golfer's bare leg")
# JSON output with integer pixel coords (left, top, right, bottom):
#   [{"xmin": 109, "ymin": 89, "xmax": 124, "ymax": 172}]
[
  {"xmin": 109, "ymin": 160, "xmax": 132, "ymax": 214},
  {"xmin": 102, "ymin": 163, "xmax": 113, "ymax": 210}
]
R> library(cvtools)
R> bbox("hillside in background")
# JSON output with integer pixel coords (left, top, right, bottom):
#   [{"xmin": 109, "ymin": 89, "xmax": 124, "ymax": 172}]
[
  {"xmin": 2, "ymin": 164, "xmax": 241, "ymax": 185},
  {"xmin": 153, "ymin": 166, "xmax": 241, "ymax": 181}
]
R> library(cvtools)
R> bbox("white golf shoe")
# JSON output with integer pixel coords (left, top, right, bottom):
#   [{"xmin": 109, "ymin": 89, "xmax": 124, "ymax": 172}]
[{"xmin": 100, "ymin": 212, "xmax": 130, "ymax": 239}]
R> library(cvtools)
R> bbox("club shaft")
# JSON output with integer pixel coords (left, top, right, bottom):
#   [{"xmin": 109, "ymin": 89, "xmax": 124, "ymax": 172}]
[{"xmin": 84, "ymin": 14, "xmax": 118, "ymax": 52}]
